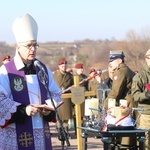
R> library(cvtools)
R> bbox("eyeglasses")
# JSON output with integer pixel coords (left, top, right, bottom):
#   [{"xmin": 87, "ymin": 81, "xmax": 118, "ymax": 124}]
[
  {"xmin": 19, "ymin": 43, "xmax": 39, "ymax": 50},
  {"xmin": 146, "ymin": 56, "xmax": 150, "ymax": 59}
]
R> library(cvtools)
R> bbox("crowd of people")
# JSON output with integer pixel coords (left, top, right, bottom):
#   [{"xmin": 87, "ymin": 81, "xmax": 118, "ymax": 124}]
[{"xmin": 0, "ymin": 13, "xmax": 150, "ymax": 150}]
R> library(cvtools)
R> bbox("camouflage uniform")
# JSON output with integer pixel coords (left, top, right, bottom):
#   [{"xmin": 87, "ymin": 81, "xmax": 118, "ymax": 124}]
[
  {"xmin": 105, "ymin": 63, "xmax": 135, "ymax": 109},
  {"xmin": 53, "ymin": 70, "xmax": 73, "ymax": 127},
  {"xmin": 131, "ymin": 65, "xmax": 150, "ymax": 149}
]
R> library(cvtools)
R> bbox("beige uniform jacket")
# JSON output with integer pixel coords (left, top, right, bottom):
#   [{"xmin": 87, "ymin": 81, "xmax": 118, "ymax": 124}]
[
  {"xmin": 105, "ymin": 63, "xmax": 135, "ymax": 109},
  {"xmin": 53, "ymin": 71, "xmax": 73, "ymax": 120}
]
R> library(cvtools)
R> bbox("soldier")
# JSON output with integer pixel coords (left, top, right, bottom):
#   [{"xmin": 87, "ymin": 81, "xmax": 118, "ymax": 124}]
[
  {"xmin": 88, "ymin": 68, "xmax": 101, "ymax": 98},
  {"xmin": 74, "ymin": 63, "xmax": 88, "ymax": 91},
  {"xmin": 104, "ymin": 50, "xmax": 135, "ymax": 147},
  {"xmin": 104, "ymin": 50, "xmax": 135, "ymax": 109},
  {"xmin": 131, "ymin": 49, "xmax": 150, "ymax": 150},
  {"xmin": 88, "ymin": 69, "xmax": 97, "ymax": 91},
  {"xmin": 74, "ymin": 63, "xmax": 89, "ymax": 118},
  {"xmin": 53, "ymin": 59, "xmax": 73, "ymax": 136}
]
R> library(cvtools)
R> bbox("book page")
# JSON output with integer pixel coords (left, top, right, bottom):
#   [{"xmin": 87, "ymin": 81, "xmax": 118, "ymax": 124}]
[
  {"xmin": 45, "ymin": 99, "xmax": 63, "ymax": 109},
  {"xmin": 32, "ymin": 100, "xmax": 63, "ymax": 111}
]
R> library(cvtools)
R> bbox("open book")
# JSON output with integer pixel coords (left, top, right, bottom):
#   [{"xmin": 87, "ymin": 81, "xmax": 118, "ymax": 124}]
[{"xmin": 34, "ymin": 100, "xmax": 64, "ymax": 111}]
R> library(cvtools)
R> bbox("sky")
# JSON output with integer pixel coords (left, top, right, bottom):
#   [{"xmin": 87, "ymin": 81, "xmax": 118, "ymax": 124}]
[{"xmin": 0, "ymin": 0, "xmax": 150, "ymax": 44}]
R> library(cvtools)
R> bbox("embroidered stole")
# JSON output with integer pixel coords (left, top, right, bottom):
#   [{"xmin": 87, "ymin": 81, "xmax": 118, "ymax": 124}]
[{"xmin": 5, "ymin": 59, "xmax": 52, "ymax": 150}]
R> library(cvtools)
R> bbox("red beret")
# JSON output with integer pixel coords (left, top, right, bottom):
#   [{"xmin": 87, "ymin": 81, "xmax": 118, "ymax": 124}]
[
  {"xmin": 89, "ymin": 69, "xmax": 96, "ymax": 74},
  {"xmin": 58, "ymin": 60, "xmax": 67, "ymax": 65},
  {"xmin": 75, "ymin": 63, "xmax": 83, "ymax": 69},
  {"xmin": 2, "ymin": 55, "xmax": 10, "ymax": 61}
]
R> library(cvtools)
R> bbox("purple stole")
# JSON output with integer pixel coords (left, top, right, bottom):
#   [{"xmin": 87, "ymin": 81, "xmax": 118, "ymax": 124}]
[{"xmin": 5, "ymin": 59, "xmax": 52, "ymax": 150}]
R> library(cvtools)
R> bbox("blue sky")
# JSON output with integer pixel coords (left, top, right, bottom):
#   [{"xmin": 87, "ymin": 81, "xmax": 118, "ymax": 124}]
[{"xmin": 0, "ymin": 0, "xmax": 150, "ymax": 44}]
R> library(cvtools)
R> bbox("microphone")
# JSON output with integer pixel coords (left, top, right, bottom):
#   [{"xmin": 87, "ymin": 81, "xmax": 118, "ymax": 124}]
[
  {"xmin": 34, "ymin": 60, "xmax": 45, "ymax": 72},
  {"xmin": 34, "ymin": 60, "xmax": 48, "ymax": 85}
]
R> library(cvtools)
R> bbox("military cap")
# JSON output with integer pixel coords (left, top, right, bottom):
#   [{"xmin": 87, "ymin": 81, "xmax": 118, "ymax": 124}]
[
  {"xmin": 75, "ymin": 63, "xmax": 83, "ymax": 69},
  {"xmin": 58, "ymin": 59, "xmax": 67, "ymax": 65},
  {"xmin": 109, "ymin": 50, "xmax": 125, "ymax": 62},
  {"xmin": 2, "ymin": 55, "xmax": 11, "ymax": 61}
]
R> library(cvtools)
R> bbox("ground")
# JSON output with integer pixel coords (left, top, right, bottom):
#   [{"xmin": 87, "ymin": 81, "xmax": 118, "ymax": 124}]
[{"xmin": 50, "ymin": 122, "xmax": 104, "ymax": 150}]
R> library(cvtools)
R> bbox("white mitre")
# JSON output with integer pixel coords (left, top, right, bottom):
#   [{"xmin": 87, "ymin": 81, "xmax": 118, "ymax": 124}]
[{"xmin": 12, "ymin": 13, "xmax": 38, "ymax": 43}]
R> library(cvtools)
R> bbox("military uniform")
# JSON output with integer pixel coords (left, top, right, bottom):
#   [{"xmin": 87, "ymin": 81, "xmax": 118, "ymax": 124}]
[
  {"xmin": 105, "ymin": 63, "xmax": 135, "ymax": 109},
  {"xmin": 100, "ymin": 70, "xmax": 109, "ymax": 80},
  {"xmin": 88, "ymin": 78, "xmax": 98, "ymax": 91},
  {"xmin": 78, "ymin": 73, "xmax": 88, "ymax": 91},
  {"xmin": 104, "ymin": 50, "xmax": 136, "ymax": 147},
  {"xmin": 132, "ymin": 65, "xmax": 150, "ymax": 149},
  {"xmin": 88, "ymin": 78, "xmax": 99, "ymax": 97},
  {"xmin": 88, "ymin": 69, "xmax": 98, "ymax": 92},
  {"xmin": 53, "ymin": 70, "xmax": 73, "ymax": 127},
  {"xmin": 74, "ymin": 63, "xmax": 89, "ymax": 118}
]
